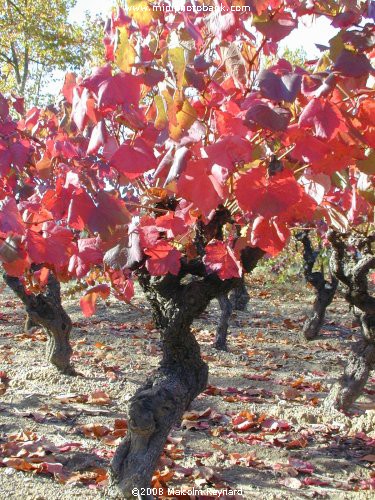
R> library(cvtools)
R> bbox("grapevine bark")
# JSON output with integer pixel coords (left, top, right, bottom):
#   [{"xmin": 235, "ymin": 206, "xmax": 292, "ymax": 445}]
[
  {"xmin": 215, "ymin": 278, "xmax": 249, "ymax": 352},
  {"xmin": 229, "ymin": 277, "xmax": 250, "ymax": 311},
  {"xmin": 324, "ymin": 231, "xmax": 375, "ymax": 411},
  {"xmin": 296, "ymin": 231, "xmax": 338, "ymax": 340},
  {"xmin": 3, "ymin": 271, "xmax": 75, "ymax": 375},
  {"xmin": 215, "ymin": 293, "xmax": 233, "ymax": 351},
  {"xmin": 110, "ymin": 248, "xmax": 263, "ymax": 497},
  {"xmin": 24, "ymin": 313, "xmax": 38, "ymax": 332}
]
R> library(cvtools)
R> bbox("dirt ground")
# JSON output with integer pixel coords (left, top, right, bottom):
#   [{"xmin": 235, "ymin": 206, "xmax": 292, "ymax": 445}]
[{"xmin": 0, "ymin": 274, "xmax": 374, "ymax": 499}]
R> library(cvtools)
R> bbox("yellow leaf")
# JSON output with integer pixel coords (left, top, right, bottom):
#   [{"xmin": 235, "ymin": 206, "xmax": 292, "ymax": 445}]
[
  {"xmin": 154, "ymin": 95, "xmax": 168, "ymax": 130},
  {"xmin": 115, "ymin": 26, "xmax": 136, "ymax": 73},
  {"xmin": 168, "ymin": 46, "xmax": 187, "ymax": 88},
  {"xmin": 126, "ymin": 0, "xmax": 157, "ymax": 27},
  {"xmin": 314, "ymin": 53, "xmax": 331, "ymax": 73},
  {"xmin": 168, "ymin": 93, "xmax": 197, "ymax": 141}
]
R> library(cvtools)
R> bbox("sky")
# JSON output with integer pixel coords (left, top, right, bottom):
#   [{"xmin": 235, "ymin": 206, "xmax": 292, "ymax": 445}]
[
  {"xmin": 279, "ymin": 16, "xmax": 337, "ymax": 58},
  {"xmin": 68, "ymin": 0, "xmax": 108, "ymax": 23}
]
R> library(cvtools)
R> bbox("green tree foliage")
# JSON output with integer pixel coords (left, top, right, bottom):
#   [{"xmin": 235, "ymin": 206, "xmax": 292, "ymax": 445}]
[
  {"xmin": 281, "ymin": 46, "xmax": 308, "ymax": 67},
  {"xmin": 263, "ymin": 46, "xmax": 308, "ymax": 71},
  {"xmin": 0, "ymin": 0, "xmax": 104, "ymax": 105}
]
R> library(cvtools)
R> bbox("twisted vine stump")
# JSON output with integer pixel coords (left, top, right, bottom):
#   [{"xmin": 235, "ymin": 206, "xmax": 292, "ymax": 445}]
[
  {"xmin": 214, "ymin": 273, "xmax": 256, "ymax": 351},
  {"xmin": 296, "ymin": 231, "xmax": 338, "ymax": 340},
  {"xmin": 3, "ymin": 271, "xmax": 75, "ymax": 375},
  {"xmin": 110, "ymin": 248, "xmax": 263, "ymax": 497},
  {"xmin": 229, "ymin": 277, "xmax": 250, "ymax": 311},
  {"xmin": 215, "ymin": 293, "xmax": 233, "ymax": 351},
  {"xmin": 214, "ymin": 262, "xmax": 259, "ymax": 351},
  {"xmin": 324, "ymin": 231, "xmax": 375, "ymax": 411},
  {"xmin": 215, "ymin": 279, "xmax": 249, "ymax": 351},
  {"xmin": 202, "ymin": 208, "xmax": 256, "ymax": 352},
  {"xmin": 24, "ymin": 313, "xmax": 38, "ymax": 332}
]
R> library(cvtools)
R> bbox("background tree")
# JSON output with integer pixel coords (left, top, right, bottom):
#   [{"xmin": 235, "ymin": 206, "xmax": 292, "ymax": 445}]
[
  {"xmin": 280, "ymin": 47, "xmax": 308, "ymax": 67},
  {"xmin": 0, "ymin": 0, "xmax": 104, "ymax": 105}
]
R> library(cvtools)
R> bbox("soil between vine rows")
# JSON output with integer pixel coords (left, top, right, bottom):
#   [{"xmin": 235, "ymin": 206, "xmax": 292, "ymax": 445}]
[{"xmin": 0, "ymin": 276, "xmax": 374, "ymax": 500}]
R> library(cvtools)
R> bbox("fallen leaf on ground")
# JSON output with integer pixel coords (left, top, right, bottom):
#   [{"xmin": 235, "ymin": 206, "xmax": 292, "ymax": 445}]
[{"xmin": 88, "ymin": 390, "xmax": 111, "ymax": 406}]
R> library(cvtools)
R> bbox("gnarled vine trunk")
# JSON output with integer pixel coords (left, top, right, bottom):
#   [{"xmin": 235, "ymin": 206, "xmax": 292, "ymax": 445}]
[
  {"xmin": 110, "ymin": 247, "xmax": 264, "ymax": 497},
  {"xmin": 229, "ymin": 277, "xmax": 249, "ymax": 311},
  {"xmin": 324, "ymin": 232, "xmax": 375, "ymax": 411},
  {"xmin": 325, "ymin": 313, "xmax": 375, "ymax": 410},
  {"xmin": 215, "ymin": 293, "xmax": 233, "ymax": 351},
  {"xmin": 215, "ymin": 277, "xmax": 249, "ymax": 351},
  {"xmin": 296, "ymin": 231, "xmax": 338, "ymax": 340},
  {"xmin": 3, "ymin": 271, "xmax": 75, "ymax": 375},
  {"xmin": 303, "ymin": 281, "xmax": 338, "ymax": 340},
  {"xmin": 24, "ymin": 313, "xmax": 38, "ymax": 332},
  {"xmin": 110, "ymin": 271, "xmax": 235, "ymax": 496}
]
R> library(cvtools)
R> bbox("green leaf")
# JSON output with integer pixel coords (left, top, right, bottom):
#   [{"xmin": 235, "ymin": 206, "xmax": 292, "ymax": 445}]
[{"xmin": 329, "ymin": 32, "xmax": 345, "ymax": 62}]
